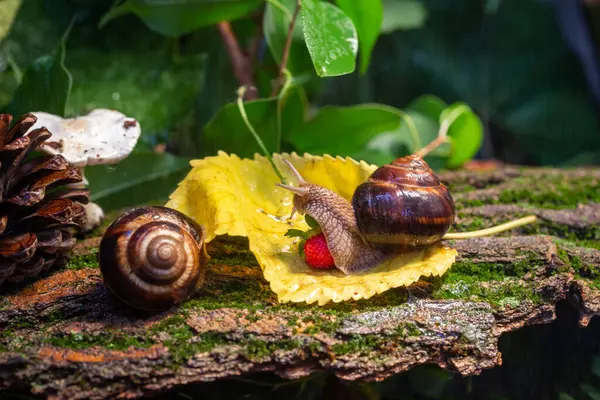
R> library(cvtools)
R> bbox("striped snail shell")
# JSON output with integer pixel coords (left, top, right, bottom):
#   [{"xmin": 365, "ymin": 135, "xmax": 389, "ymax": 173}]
[
  {"xmin": 99, "ymin": 206, "xmax": 209, "ymax": 311},
  {"xmin": 352, "ymin": 154, "xmax": 455, "ymax": 248}
]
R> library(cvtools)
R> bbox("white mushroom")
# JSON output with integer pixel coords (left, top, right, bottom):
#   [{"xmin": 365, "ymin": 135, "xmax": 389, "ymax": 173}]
[{"xmin": 28, "ymin": 109, "xmax": 142, "ymax": 232}]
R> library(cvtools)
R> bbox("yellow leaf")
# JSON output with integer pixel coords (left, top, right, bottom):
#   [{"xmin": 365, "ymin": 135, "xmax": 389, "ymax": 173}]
[{"xmin": 166, "ymin": 152, "xmax": 457, "ymax": 306}]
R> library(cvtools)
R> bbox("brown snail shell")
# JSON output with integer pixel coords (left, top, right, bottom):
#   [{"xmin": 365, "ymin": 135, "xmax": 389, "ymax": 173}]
[
  {"xmin": 351, "ymin": 154, "xmax": 456, "ymax": 249},
  {"xmin": 99, "ymin": 206, "xmax": 209, "ymax": 311}
]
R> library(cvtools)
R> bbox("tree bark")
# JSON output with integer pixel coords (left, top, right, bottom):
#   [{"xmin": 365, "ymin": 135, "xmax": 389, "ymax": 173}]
[{"xmin": 1, "ymin": 165, "xmax": 599, "ymax": 399}]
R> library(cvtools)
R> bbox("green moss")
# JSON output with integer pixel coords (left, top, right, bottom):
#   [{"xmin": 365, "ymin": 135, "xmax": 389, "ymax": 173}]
[
  {"xmin": 208, "ymin": 253, "xmax": 259, "ymax": 268},
  {"xmin": 454, "ymin": 175, "xmax": 600, "ymax": 210},
  {"xmin": 430, "ymin": 257, "xmax": 544, "ymax": 308},
  {"xmin": 46, "ymin": 331, "xmax": 152, "ymax": 351},
  {"xmin": 448, "ymin": 256, "xmax": 541, "ymax": 281},
  {"xmin": 242, "ymin": 338, "xmax": 301, "ymax": 360},
  {"xmin": 332, "ymin": 335, "xmax": 387, "ymax": 356},
  {"xmin": 149, "ymin": 315, "xmax": 229, "ymax": 363},
  {"xmin": 561, "ymin": 250, "xmax": 600, "ymax": 290},
  {"xmin": 497, "ymin": 178, "xmax": 600, "ymax": 209},
  {"xmin": 65, "ymin": 251, "xmax": 99, "ymax": 270},
  {"xmin": 394, "ymin": 322, "xmax": 422, "ymax": 338},
  {"xmin": 432, "ymin": 278, "xmax": 542, "ymax": 308},
  {"xmin": 300, "ymin": 315, "xmax": 341, "ymax": 335},
  {"xmin": 182, "ymin": 279, "xmax": 276, "ymax": 311}
]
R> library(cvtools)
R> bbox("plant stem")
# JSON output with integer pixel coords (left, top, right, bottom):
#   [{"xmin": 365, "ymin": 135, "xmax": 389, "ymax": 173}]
[
  {"xmin": 271, "ymin": 0, "xmax": 302, "ymax": 96},
  {"xmin": 442, "ymin": 215, "xmax": 537, "ymax": 240},
  {"xmin": 217, "ymin": 21, "xmax": 258, "ymax": 100},
  {"xmin": 276, "ymin": 69, "xmax": 293, "ymax": 155},
  {"xmin": 236, "ymin": 87, "xmax": 287, "ymax": 183},
  {"xmin": 391, "ymin": 109, "xmax": 421, "ymax": 153},
  {"xmin": 415, "ymin": 105, "xmax": 469, "ymax": 158}
]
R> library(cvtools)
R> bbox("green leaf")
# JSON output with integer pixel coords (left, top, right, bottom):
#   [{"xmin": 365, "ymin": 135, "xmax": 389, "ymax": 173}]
[
  {"xmin": 0, "ymin": 0, "xmax": 21, "ymax": 42},
  {"xmin": 203, "ymin": 85, "xmax": 307, "ymax": 157},
  {"xmin": 288, "ymin": 104, "xmax": 405, "ymax": 159},
  {"xmin": 284, "ymin": 229, "xmax": 309, "ymax": 239},
  {"xmin": 407, "ymin": 97, "xmax": 483, "ymax": 169},
  {"xmin": 559, "ymin": 395, "xmax": 576, "ymax": 400},
  {"xmin": 301, "ymin": 0, "xmax": 358, "ymax": 77},
  {"xmin": 335, "ymin": 0, "xmax": 382, "ymax": 74},
  {"xmin": 263, "ymin": 0, "xmax": 312, "ymax": 74},
  {"xmin": 581, "ymin": 384, "xmax": 600, "ymax": 400},
  {"xmin": 66, "ymin": 47, "xmax": 206, "ymax": 152},
  {"xmin": 380, "ymin": 0, "xmax": 427, "ymax": 34},
  {"xmin": 305, "ymin": 215, "xmax": 320, "ymax": 230},
  {"xmin": 407, "ymin": 95, "xmax": 446, "ymax": 120},
  {"xmin": 441, "ymin": 103, "xmax": 483, "ymax": 169},
  {"xmin": 100, "ymin": 0, "xmax": 263, "ymax": 37},
  {"xmin": 87, "ymin": 152, "xmax": 192, "ymax": 211},
  {"xmin": 4, "ymin": 24, "xmax": 72, "ymax": 117}
]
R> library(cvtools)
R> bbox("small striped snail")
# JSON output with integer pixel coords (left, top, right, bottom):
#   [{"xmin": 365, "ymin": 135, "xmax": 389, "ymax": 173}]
[{"xmin": 99, "ymin": 206, "xmax": 209, "ymax": 311}]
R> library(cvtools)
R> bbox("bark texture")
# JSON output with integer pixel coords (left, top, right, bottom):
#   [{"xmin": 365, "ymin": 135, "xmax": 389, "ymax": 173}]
[{"xmin": 0, "ymin": 165, "xmax": 599, "ymax": 399}]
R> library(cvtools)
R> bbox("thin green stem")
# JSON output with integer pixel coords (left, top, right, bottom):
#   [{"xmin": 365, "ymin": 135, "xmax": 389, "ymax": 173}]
[
  {"xmin": 236, "ymin": 86, "xmax": 287, "ymax": 184},
  {"xmin": 415, "ymin": 104, "xmax": 470, "ymax": 158},
  {"xmin": 391, "ymin": 109, "xmax": 421, "ymax": 152},
  {"xmin": 5, "ymin": 52, "xmax": 22, "ymax": 84},
  {"xmin": 276, "ymin": 69, "xmax": 293, "ymax": 155},
  {"xmin": 265, "ymin": 0, "xmax": 293, "ymax": 20},
  {"xmin": 443, "ymin": 216, "xmax": 537, "ymax": 240}
]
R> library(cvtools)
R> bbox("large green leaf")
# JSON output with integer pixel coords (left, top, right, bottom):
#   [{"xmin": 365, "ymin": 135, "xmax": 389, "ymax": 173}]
[
  {"xmin": 440, "ymin": 103, "xmax": 483, "ymax": 169},
  {"xmin": 100, "ymin": 0, "xmax": 263, "ymax": 37},
  {"xmin": 66, "ymin": 48, "xmax": 206, "ymax": 151},
  {"xmin": 203, "ymin": 85, "xmax": 307, "ymax": 157},
  {"xmin": 288, "ymin": 99, "xmax": 480, "ymax": 168},
  {"xmin": 263, "ymin": 0, "xmax": 313, "ymax": 74},
  {"xmin": 407, "ymin": 94, "xmax": 446, "ymax": 120},
  {"xmin": 288, "ymin": 104, "xmax": 406, "ymax": 158},
  {"xmin": 0, "ymin": 0, "xmax": 21, "ymax": 42},
  {"xmin": 87, "ymin": 152, "xmax": 192, "ymax": 211},
  {"xmin": 301, "ymin": 0, "xmax": 357, "ymax": 77},
  {"xmin": 380, "ymin": 0, "xmax": 427, "ymax": 34},
  {"xmin": 4, "ymin": 25, "xmax": 71, "ymax": 117},
  {"xmin": 335, "ymin": 0, "xmax": 382, "ymax": 75}
]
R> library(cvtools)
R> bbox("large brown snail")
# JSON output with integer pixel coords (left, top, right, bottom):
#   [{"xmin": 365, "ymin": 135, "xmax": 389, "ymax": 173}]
[
  {"xmin": 277, "ymin": 127, "xmax": 535, "ymax": 274},
  {"xmin": 99, "ymin": 206, "xmax": 209, "ymax": 311}
]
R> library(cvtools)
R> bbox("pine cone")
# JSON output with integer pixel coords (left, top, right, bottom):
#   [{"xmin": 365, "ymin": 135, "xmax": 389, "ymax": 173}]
[{"xmin": 0, "ymin": 113, "xmax": 89, "ymax": 286}]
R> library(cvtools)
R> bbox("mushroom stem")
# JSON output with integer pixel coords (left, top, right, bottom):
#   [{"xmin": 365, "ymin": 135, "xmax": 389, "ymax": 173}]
[{"xmin": 66, "ymin": 167, "xmax": 104, "ymax": 233}]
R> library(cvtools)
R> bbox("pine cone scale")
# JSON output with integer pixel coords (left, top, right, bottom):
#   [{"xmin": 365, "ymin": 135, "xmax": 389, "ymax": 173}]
[
  {"xmin": 0, "ymin": 232, "xmax": 37, "ymax": 261},
  {"xmin": 47, "ymin": 189, "xmax": 89, "ymax": 204},
  {"xmin": 1, "ymin": 114, "xmax": 35, "ymax": 147},
  {"xmin": 0, "ymin": 263, "xmax": 16, "ymax": 279},
  {"xmin": 0, "ymin": 113, "xmax": 89, "ymax": 286}
]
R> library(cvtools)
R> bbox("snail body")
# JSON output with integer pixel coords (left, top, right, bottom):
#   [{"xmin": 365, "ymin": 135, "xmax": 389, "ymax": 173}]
[
  {"xmin": 278, "ymin": 154, "xmax": 455, "ymax": 274},
  {"xmin": 99, "ymin": 206, "xmax": 209, "ymax": 311}
]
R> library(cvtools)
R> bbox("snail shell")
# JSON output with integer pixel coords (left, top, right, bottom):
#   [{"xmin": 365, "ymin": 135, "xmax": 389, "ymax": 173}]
[
  {"xmin": 351, "ymin": 154, "xmax": 455, "ymax": 249},
  {"xmin": 99, "ymin": 206, "xmax": 209, "ymax": 311}
]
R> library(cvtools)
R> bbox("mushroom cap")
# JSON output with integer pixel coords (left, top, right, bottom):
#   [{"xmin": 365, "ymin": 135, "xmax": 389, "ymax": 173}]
[{"xmin": 29, "ymin": 109, "xmax": 142, "ymax": 167}]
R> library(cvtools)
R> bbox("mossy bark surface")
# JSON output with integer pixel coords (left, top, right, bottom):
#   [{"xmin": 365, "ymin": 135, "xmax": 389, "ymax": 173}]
[{"xmin": 1, "ymin": 165, "xmax": 600, "ymax": 399}]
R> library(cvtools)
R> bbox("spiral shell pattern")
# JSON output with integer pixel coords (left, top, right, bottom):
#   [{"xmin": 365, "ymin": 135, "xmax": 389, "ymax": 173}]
[
  {"xmin": 352, "ymin": 154, "xmax": 455, "ymax": 249},
  {"xmin": 99, "ymin": 206, "xmax": 208, "ymax": 311}
]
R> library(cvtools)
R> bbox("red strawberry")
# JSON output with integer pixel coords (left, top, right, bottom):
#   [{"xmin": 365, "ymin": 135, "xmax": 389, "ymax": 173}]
[{"xmin": 303, "ymin": 233, "xmax": 335, "ymax": 269}]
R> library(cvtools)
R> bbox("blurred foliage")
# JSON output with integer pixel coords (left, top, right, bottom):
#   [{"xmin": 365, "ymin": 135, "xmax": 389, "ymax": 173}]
[{"xmin": 0, "ymin": 0, "xmax": 598, "ymax": 211}]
